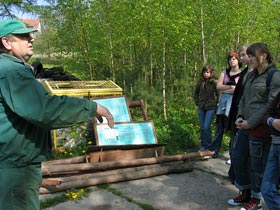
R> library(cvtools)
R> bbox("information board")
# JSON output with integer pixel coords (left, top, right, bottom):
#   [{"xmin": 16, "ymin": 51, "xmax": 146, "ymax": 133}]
[
  {"xmin": 92, "ymin": 96, "xmax": 131, "ymax": 123},
  {"xmin": 95, "ymin": 122, "xmax": 157, "ymax": 145}
]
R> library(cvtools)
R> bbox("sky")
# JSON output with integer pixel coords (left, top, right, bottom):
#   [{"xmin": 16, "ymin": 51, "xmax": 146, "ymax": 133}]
[
  {"xmin": 18, "ymin": 0, "xmax": 49, "ymax": 18},
  {"xmin": 38, "ymin": 0, "xmax": 47, "ymax": 4}
]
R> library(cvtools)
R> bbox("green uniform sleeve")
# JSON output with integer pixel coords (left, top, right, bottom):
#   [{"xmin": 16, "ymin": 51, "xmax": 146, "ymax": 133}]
[{"xmin": 0, "ymin": 69, "xmax": 97, "ymax": 129}]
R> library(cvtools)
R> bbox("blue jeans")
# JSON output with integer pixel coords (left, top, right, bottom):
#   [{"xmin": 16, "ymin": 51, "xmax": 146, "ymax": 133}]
[
  {"xmin": 261, "ymin": 143, "xmax": 280, "ymax": 210},
  {"xmin": 231, "ymin": 129, "xmax": 271, "ymax": 199},
  {"xmin": 210, "ymin": 114, "xmax": 228, "ymax": 154},
  {"xmin": 198, "ymin": 108, "xmax": 215, "ymax": 151}
]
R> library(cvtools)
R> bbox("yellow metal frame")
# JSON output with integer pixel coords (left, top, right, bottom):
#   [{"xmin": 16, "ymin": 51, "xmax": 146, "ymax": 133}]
[
  {"xmin": 41, "ymin": 80, "xmax": 123, "ymax": 97},
  {"xmin": 40, "ymin": 80, "xmax": 123, "ymax": 148}
]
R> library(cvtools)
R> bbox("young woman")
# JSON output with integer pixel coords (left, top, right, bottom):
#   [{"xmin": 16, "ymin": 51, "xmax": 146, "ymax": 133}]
[
  {"xmin": 210, "ymin": 51, "xmax": 242, "ymax": 158},
  {"xmin": 228, "ymin": 43, "xmax": 280, "ymax": 210},
  {"xmin": 194, "ymin": 65, "xmax": 218, "ymax": 152},
  {"xmin": 226, "ymin": 44, "xmax": 253, "ymax": 182}
]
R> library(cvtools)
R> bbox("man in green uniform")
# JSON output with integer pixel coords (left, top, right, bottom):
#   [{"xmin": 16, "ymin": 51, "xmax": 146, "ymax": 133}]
[{"xmin": 0, "ymin": 19, "xmax": 114, "ymax": 210}]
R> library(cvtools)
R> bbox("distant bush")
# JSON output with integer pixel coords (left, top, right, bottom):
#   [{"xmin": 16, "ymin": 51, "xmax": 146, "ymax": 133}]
[{"xmin": 154, "ymin": 107, "xmax": 200, "ymax": 155}]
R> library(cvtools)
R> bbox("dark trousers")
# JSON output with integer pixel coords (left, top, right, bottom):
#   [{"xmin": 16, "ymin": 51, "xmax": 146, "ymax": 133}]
[
  {"xmin": 231, "ymin": 129, "xmax": 271, "ymax": 199},
  {"xmin": 0, "ymin": 164, "xmax": 42, "ymax": 210},
  {"xmin": 231, "ymin": 129, "xmax": 250, "ymax": 189},
  {"xmin": 210, "ymin": 114, "xmax": 228, "ymax": 154}
]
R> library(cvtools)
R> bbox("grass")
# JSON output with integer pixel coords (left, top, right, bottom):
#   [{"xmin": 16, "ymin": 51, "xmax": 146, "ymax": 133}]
[
  {"xmin": 40, "ymin": 188, "xmax": 91, "ymax": 210},
  {"xmin": 40, "ymin": 194, "xmax": 68, "ymax": 209}
]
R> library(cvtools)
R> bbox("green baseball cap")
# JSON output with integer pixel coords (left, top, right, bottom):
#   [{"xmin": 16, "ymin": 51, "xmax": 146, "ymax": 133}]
[{"xmin": 0, "ymin": 19, "xmax": 37, "ymax": 38}]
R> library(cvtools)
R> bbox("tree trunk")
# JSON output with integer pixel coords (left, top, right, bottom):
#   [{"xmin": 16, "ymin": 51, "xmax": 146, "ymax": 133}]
[
  {"xmin": 160, "ymin": 0, "xmax": 167, "ymax": 120},
  {"xmin": 201, "ymin": 7, "xmax": 207, "ymax": 65},
  {"xmin": 104, "ymin": 0, "xmax": 115, "ymax": 81}
]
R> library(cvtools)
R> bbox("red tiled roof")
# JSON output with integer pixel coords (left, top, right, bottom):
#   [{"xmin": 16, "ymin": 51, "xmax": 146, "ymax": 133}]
[{"xmin": 19, "ymin": 18, "xmax": 40, "ymax": 30}]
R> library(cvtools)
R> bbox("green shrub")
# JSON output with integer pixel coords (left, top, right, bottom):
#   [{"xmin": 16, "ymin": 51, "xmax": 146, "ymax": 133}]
[
  {"xmin": 154, "ymin": 107, "xmax": 200, "ymax": 155},
  {"xmin": 154, "ymin": 107, "xmax": 230, "ymax": 155}
]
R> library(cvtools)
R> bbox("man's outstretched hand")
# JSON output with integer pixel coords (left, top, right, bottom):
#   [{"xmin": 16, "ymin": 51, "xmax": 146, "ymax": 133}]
[{"xmin": 95, "ymin": 104, "xmax": 114, "ymax": 128}]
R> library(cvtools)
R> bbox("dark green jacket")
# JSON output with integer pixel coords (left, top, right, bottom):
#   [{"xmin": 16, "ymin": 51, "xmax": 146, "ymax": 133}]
[
  {"xmin": 238, "ymin": 64, "xmax": 280, "ymax": 129},
  {"xmin": 0, "ymin": 53, "xmax": 97, "ymax": 166},
  {"xmin": 194, "ymin": 79, "xmax": 218, "ymax": 110}
]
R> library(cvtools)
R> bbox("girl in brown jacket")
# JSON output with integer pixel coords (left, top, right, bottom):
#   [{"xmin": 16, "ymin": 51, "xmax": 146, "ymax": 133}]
[{"xmin": 194, "ymin": 65, "xmax": 218, "ymax": 151}]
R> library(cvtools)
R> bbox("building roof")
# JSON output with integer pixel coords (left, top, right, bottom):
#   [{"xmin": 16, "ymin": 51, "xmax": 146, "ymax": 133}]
[{"xmin": 19, "ymin": 18, "xmax": 41, "ymax": 31}]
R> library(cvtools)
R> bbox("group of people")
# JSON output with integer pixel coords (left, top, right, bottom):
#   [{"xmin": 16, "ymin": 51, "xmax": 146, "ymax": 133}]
[
  {"xmin": 194, "ymin": 50, "xmax": 243, "ymax": 158},
  {"xmin": 194, "ymin": 43, "xmax": 280, "ymax": 210}
]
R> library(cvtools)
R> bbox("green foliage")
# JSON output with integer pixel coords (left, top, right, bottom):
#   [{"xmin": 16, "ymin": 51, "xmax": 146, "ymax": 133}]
[
  {"xmin": 154, "ymin": 106, "xmax": 200, "ymax": 155},
  {"xmin": 35, "ymin": 0, "xmax": 280, "ymax": 80},
  {"xmin": 51, "ymin": 123, "xmax": 93, "ymax": 160},
  {"xmin": 52, "ymin": 144, "xmax": 87, "ymax": 160},
  {"xmin": 6, "ymin": 0, "xmax": 278, "ymax": 156}
]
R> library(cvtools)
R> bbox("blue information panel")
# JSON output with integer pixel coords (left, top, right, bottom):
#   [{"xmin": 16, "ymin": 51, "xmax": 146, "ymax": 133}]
[
  {"xmin": 95, "ymin": 122, "xmax": 157, "ymax": 145},
  {"xmin": 92, "ymin": 96, "xmax": 131, "ymax": 123}
]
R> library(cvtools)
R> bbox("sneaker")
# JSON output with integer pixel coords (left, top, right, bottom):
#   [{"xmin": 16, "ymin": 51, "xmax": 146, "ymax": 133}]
[
  {"xmin": 227, "ymin": 190, "xmax": 251, "ymax": 206},
  {"xmin": 226, "ymin": 159, "xmax": 231, "ymax": 165},
  {"xmin": 202, "ymin": 155, "xmax": 211, "ymax": 160},
  {"xmin": 240, "ymin": 198, "xmax": 262, "ymax": 210}
]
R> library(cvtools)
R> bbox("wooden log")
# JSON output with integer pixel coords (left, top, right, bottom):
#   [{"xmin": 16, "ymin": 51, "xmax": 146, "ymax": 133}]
[
  {"xmin": 41, "ymin": 179, "xmax": 62, "ymax": 186},
  {"xmin": 41, "ymin": 160, "xmax": 188, "ymax": 185},
  {"xmin": 42, "ymin": 155, "xmax": 86, "ymax": 166},
  {"xmin": 40, "ymin": 160, "xmax": 193, "ymax": 194},
  {"xmin": 42, "ymin": 150, "xmax": 213, "ymax": 176}
]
